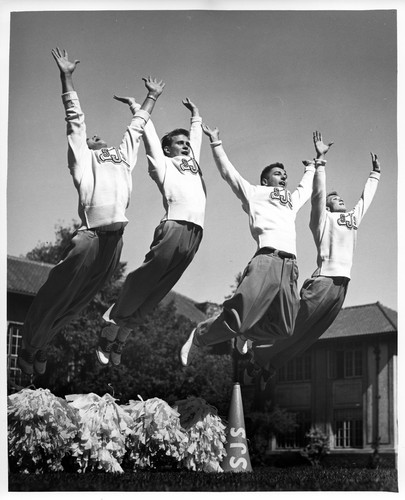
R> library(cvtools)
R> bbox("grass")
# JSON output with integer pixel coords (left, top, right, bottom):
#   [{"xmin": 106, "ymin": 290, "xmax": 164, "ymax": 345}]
[{"xmin": 9, "ymin": 466, "xmax": 398, "ymax": 491}]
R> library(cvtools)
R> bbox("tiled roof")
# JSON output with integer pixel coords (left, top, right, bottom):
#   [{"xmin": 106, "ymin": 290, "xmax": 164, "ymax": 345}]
[
  {"xmin": 7, "ymin": 255, "xmax": 54, "ymax": 296},
  {"xmin": 319, "ymin": 302, "xmax": 397, "ymax": 340}
]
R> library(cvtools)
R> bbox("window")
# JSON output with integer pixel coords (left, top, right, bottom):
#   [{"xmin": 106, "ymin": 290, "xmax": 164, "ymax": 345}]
[
  {"xmin": 334, "ymin": 408, "xmax": 363, "ymax": 448},
  {"xmin": 328, "ymin": 342, "xmax": 363, "ymax": 379},
  {"xmin": 7, "ymin": 322, "xmax": 24, "ymax": 385},
  {"xmin": 276, "ymin": 410, "xmax": 312, "ymax": 449},
  {"xmin": 277, "ymin": 354, "xmax": 312, "ymax": 382}
]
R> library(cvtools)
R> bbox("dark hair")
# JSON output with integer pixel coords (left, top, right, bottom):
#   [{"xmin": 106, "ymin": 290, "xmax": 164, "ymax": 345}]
[
  {"xmin": 326, "ymin": 191, "xmax": 339, "ymax": 199},
  {"xmin": 326, "ymin": 191, "xmax": 339, "ymax": 208},
  {"xmin": 161, "ymin": 128, "xmax": 190, "ymax": 155},
  {"xmin": 260, "ymin": 162, "xmax": 285, "ymax": 184}
]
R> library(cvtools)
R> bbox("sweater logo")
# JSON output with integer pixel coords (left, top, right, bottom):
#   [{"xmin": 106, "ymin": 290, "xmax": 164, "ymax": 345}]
[
  {"xmin": 178, "ymin": 158, "xmax": 199, "ymax": 174},
  {"xmin": 98, "ymin": 147, "xmax": 128, "ymax": 166},
  {"xmin": 270, "ymin": 188, "xmax": 293, "ymax": 209},
  {"xmin": 337, "ymin": 212, "xmax": 358, "ymax": 230}
]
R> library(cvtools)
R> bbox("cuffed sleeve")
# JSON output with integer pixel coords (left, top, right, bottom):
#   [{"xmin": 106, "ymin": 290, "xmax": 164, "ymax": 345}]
[{"xmin": 133, "ymin": 109, "xmax": 150, "ymax": 123}]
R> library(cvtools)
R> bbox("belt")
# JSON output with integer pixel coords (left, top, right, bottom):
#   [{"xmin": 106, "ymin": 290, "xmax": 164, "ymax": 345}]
[
  {"xmin": 255, "ymin": 246, "xmax": 296, "ymax": 260},
  {"xmin": 90, "ymin": 227, "xmax": 124, "ymax": 236},
  {"xmin": 332, "ymin": 276, "xmax": 350, "ymax": 286}
]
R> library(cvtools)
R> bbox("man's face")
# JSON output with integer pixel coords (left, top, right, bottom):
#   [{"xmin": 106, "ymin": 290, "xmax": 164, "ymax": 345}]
[
  {"xmin": 163, "ymin": 134, "xmax": 191, "ymax": 157},
  {"xmin": 326, "ymin": 194, "xmax": 347, "ymax": 213},
  {"xmin": 87, "ymin": 135, "xmax": 108, "ymax": 151},
  {"xmin": 261, "ymin": 167, "xmax": 288, "ymax": 188}
]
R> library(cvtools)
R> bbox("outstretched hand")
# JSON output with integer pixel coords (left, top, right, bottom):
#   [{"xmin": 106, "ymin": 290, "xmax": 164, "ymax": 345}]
[
  {"xmin": 142, "ymin": 76, "xmax": 165, "ymax": 96},
  {"xmin": 113, "ymin": 95, "xmax": 139, "ymax": 108},
  {"xmin": 182, "ymin": 98, "xmax": 199, "ymax": 113},
  {"xmin": 51, "ymin": 47, "xmax": 80, "ymax": 74},
  {"xmin": 202, "ymin": 123, "xmax": 220, "ymax": 142},
  {"xmin": 313, "ymin": 130, "xmax": 334, "ymax": 158},
  {"xmin": 371, "ymin": 152, "xmax": 381, "ymax": 172}
]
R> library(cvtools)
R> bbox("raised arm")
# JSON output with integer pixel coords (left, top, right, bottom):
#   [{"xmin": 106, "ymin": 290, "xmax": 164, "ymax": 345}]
[
  {"xmin": 52, "ymin": 47, "xmax": 88, "ymax": 187},
  {"xmin": 309, "ymin": 131, "xmax": 333, "ymax": 233},
  {"xmin": 183, "ymin": 98, "xmax": 202, "ymax": 163},
  {"xmin": 290, "ymin": 130, "xmax": 331, "ymax": 212},
  {"xmin": 51, "ymin": 47, "xmax": 80, "ymax": 94},
  {"xmin": 202, "ymin": 123, "xmax": 252, "ymax": 204},
  {"xmin": 112, "ymin": 77, "xmax": 165, "ymax": 173},
  {"xmin": 352, "ymin": 152, "xmax": 381, "ymax": 224}
]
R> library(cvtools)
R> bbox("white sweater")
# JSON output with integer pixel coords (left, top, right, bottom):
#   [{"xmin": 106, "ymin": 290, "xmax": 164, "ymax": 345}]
[
  {"xmin": 310, "ymin": 166, "xmax": 380, "ymax": 278},
  {"xmin": 142, "ymin": 117, "xmax": 206, "ymax": 229},
  {"xmin": 63, "ymin": 91, "xmax": 149, "ymax": 229},
  {"xmin": 210, "ymin": 141, "xmax": 315, "ymax": 255}
]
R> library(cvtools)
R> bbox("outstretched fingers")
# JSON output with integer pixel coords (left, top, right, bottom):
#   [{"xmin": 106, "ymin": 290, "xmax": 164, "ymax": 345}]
[
  {"xmin": 202, "ymin": 123, "xmax": 220, "ymax": 141},
  {"xmin": 142, "ymin": 76, "xmax": 165, "ymax": 95},
  {"xmin": 51, "ymin": 47, "xmax": 80, "ymax": 70},
  {"xmin": 113, "ymin": 95, "xmax": 131, "ymax": 103},
  {"xmin": 370, "ymin": 152, "xmax": 381, "ymax": 172},
  {"xmin": 142, "ymin": 75, "xmax": 165, "ymax": 86},
  {"xmin": 182, "ymin": 97, "xmax": 196, "ymax": 107},
  {"xmin": 201, "ymin": 123, "xmax": 212, "ymax": 135},
  {"xmin": 313, "ymin": 130, "xmax": 322, "ymax": 144}
]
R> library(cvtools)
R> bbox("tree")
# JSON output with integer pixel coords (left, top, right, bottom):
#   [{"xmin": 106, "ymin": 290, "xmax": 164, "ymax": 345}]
[
  {"xmin": 224, "ymin": 271, "xmax": 243, "ymax": 300},
  {"xmin": 26, "ymin": 221, "xmax": 80, "ymax": 264}
]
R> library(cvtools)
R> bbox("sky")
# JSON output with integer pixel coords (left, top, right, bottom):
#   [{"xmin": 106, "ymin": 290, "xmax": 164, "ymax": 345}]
[
  {"xmin": 2, "ymin": 1, "xmax": 399, "ymax": 314},
  {"xmin": 0, "ymin": 0, "xmax": 403, "ymax": 496}
]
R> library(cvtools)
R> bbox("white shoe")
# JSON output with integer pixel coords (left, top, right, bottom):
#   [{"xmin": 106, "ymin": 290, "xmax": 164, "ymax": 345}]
[
  {"xmin": 235, "ymin": 336, "xmax": 248, "ymax": 355},
  {"xmin": 180, "ymin": 328, "xmax": 199, "ymax": 366},
  {"xmin": 96, "ymin": 337, "xmax": 115, "ymax": 365}
]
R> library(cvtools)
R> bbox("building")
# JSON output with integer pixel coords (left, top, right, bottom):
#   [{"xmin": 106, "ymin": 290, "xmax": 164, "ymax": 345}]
[
  {"xmin": 263, "ymin": 302, "xmax": 397, "ymax": 455},
  {"xmin": 7, "ymin": 255, "xmax": 56, "ymax": 385},
  {"xmin": 6, "ymin": 255, "xmax": 397, "ymax": 455}
]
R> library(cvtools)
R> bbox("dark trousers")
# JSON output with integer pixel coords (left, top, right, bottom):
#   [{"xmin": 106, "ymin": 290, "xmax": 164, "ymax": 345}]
[
  {"xmin": 110, "ymin": 220, "xmax": 202, "ymax": 329},
  {"xmin": 195, "ymin": 249, "xmax": 300, "ymax": 347},
  {"xmin": 253, "ymin": 275, "xmax": 349, "ymax": 370},
  {"xmin": 23, "ymin": 229, "xmax": 123, "ymax": 352}
]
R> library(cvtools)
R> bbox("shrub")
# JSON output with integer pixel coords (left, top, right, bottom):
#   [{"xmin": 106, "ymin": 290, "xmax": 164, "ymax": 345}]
[
  {"xmin": 8, "ymin": 388, "xmax": 80, "ymax": 473},
  {"xmin": 175, "ymin": 396, "xmax": 227, "ymax": 472},
  {"xmin": 66, "ymin": 392, "xmax": 134, "ymax": 473},
  {"xmin": 122, "ymin": 396, "xmax": 188, "ymax": 470},
  {"xmin": 300, "ymin": 426, "xmax": 330, "ymax": 467}
]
